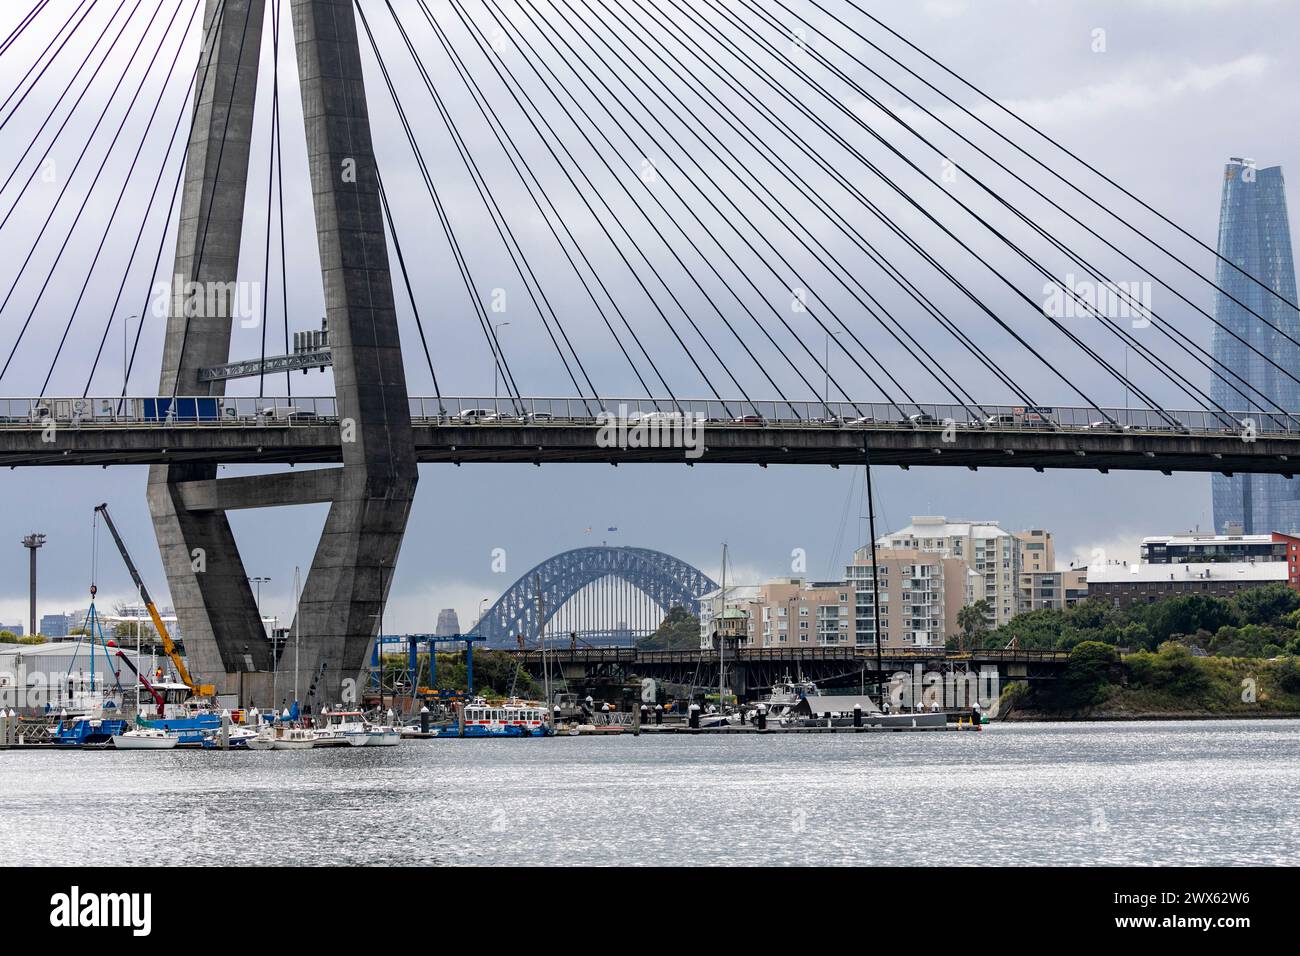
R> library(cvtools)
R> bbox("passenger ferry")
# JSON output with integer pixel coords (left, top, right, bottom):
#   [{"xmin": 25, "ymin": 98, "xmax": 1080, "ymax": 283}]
[{"xmin": 435, "ymin": 697, "xmax": 554, "ymax": 738}]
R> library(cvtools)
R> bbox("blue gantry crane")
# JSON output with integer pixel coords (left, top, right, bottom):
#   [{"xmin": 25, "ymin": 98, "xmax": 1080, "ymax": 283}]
[{"xmin": 371, "ymin": 633, "xmax": 484, "ymax": 700}]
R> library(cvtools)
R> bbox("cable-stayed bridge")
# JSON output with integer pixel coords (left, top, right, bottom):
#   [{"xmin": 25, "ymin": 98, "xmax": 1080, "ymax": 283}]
[{"xmin": 1, "ymin": 0, "xmax": 1298, "ymax": 704}]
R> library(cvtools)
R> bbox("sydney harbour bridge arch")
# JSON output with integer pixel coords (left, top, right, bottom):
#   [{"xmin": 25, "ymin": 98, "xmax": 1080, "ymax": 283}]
[{"xmin": 475, "ymin": 547, "xmax": 718, "ymax": 648}]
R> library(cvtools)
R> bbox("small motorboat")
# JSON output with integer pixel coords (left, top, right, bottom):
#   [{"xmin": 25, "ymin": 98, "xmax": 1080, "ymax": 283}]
[
  {"xmin": 200, "ymin": 725, "xmax": 260, "ymax": 748},
  {"xmin": 271, "ymin": 727, "xmax": 320, "ymax": 750},
  {"xmin": 318, "ymin": 710, "xmax": 401, "ymax": 747},
  {"xmin": 244, "ymin": 726, "xmax": 277, "ymax": 751},
  {"xmin": 112, "ymin": 727, "xmax": 179, "ymax": 750},
  {"xmin": 697, "ymin": 711, "xmax": 736, "ymax": 729}
]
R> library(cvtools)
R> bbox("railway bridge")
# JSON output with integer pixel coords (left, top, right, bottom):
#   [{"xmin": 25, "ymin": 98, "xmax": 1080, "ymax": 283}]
[{"xmin": 514, "ymin": 645, "xmax": 1069, "ymax": 700}]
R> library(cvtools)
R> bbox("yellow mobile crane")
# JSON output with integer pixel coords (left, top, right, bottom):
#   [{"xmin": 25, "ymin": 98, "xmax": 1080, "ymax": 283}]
[{"xmin": 94, "ymin": 503, "xmax": 216, "ymax": 698}]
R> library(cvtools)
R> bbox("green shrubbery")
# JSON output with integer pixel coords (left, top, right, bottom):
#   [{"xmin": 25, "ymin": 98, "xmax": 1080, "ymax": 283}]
[
  {"xmin": 638, "ymin": 605, "xmax": 702, "ymax": 650},
  {"xmin": 0, "ymin": 632, "xmax": 45, "ymax": 645},
  {"xmin": 1058, "ymin": 640, "xmax": 1120, "ymax": 707},
  {"xmin": 1004, "ymin": 640, "xmax": 1300, "ymax": 717},
  {"xmin": 979, "ymin": 584, "xmax": 1300, "ymax": 658},
  {"xmin": 379, "ymin": 649, "xmax": 541, "ymax": 698}
]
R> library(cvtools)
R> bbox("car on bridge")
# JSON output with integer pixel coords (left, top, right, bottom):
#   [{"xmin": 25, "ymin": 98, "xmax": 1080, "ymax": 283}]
[
  {"xmin": 985, "ymin": 412, "xmax": 1054, "ymax": 429},
  {"xmin": 257, "ymin": 406, "xmax": 318, "ymax": 423},
  {"xmin": 628, "ymin": 410, "xmax": 686, "ymax": 422},
  {"xmin": 454, "ymin": 408, "xmax": 502, "ymax": 423}
]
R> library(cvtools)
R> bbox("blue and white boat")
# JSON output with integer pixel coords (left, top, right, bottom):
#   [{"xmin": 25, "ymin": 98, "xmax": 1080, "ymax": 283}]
[
  {"xmin": 52, "ymin": 715, "xmax": 129, "ymax": 746},
  {"xmin": 435, "ymin": 697, "xmax": 554, "ymax": 738}
]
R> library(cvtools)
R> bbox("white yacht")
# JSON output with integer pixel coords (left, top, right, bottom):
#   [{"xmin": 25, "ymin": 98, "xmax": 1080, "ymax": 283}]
[
  {"xmin": 318, "ymin": 711, "xmax": 400, "ymax": 747},
  {"xmin": 112, "ymin": 727, "xmax": 179, "ymax": 750},
  {"xmin": 756, "ymin": 674, "xmax": 820, "ymax": 725},
  {"xmin": 271, "ymin": 726, "xmax": 321, "ymax": 750},
  {"xmin": 696, "ymin": 709, "xmax": 735, "ymax": 729},
  {"xmin": 245, "ymin": 725, "xmax": 278, "ymax": 751}
]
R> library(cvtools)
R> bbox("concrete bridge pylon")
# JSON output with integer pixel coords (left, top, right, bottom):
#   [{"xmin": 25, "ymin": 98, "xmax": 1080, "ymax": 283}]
[{"xmin": 148, "ymin": 0, "xmax": 417, "ymax": 708}]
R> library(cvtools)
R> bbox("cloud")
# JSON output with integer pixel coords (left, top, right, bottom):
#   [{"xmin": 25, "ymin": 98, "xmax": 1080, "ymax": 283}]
[
  {"xmin": 385, "ymin": 578, "xmax": 497, "ymax": 636},
  {"xmin": 998, "ymin": 54, "xmax": 1271, "ymax": 126},
  {"xmin": 922, "ymin": 0, "xmax": 971, "ymax": 18},
  {"xmin": 1061, "ymin": 531, "xmax": 1147, "ymax": 573}
]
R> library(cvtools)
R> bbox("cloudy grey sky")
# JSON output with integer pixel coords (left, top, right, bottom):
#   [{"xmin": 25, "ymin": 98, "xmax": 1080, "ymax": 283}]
[{"xmin": 0, "ymin": 0, "xmax": 1297, "ymax": 632}]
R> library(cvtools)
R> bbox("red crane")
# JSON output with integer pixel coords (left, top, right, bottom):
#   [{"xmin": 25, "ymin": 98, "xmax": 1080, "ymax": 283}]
[{"xmin": 112, "ymin": 647, "xmax": 165, "ymax": 717}]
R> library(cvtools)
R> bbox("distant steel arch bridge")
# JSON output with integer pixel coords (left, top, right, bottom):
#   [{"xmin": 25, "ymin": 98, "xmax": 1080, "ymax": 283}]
[{"xmin": 475, "ymin": 547, "xmax": 718, "ymax": 649}]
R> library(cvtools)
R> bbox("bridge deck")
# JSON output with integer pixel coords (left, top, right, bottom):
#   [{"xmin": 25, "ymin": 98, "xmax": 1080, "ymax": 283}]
[
  {"xmin": 0, "ymin": 420, "xmax": 1294, "ymax": 474},
  {"xmin": 1, "ymin": 397, "xmax": 1295, "ymax": 473}
]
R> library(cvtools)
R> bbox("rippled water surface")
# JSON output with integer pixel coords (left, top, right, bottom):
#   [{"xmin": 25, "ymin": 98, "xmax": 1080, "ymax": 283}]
[{"xmin": 3, "ymin": 720, "xmax": 1297, "ymax": 865}]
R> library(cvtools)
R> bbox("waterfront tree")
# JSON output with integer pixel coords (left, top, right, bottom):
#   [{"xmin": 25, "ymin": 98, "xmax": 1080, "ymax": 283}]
[
  {"xmin": 957, "ymin": 599, "xmax": 991, "ymax": 650},
  {"xmin": 638, "ymin": 606, "xmax": 701, "ymax": 650}
]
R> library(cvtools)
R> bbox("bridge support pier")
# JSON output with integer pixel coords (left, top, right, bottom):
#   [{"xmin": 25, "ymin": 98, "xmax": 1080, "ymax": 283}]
[
  {"xmin": 286, "ymin": 0, "xmax": 418, "ymax": 708},
  {"xmin": 147, "ymin": 0, "xmax": 416, "ymax": 707},
  {"xmin": 149, "ymin": 0, "xmax": 271, "ymax": 699}
]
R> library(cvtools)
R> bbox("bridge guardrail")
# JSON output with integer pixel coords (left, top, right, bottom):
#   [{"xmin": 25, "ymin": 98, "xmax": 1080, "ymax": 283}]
[
  {"xmin": 0, "ymin": 396, "xmax": 341, "ymax": 427},
  {"xmin": 3, "ymin": 396, "xmax": 1298, "ymax": 440},
  {"xmin": 409, "ymin": 397, "xmax": 1300, "ymax": 436}
]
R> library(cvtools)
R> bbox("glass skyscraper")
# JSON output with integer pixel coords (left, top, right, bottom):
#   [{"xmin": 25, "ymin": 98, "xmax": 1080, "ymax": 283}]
[{"xmin": 1211, "ymin": 158, "xmax": 1300, "ymax": 534}]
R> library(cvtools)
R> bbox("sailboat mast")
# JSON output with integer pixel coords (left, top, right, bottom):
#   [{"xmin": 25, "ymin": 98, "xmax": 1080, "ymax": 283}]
[
  {"xmin": 864, "ymin": 460, "xmax": 884, "ymax": 681},
  {"xmin": 293, "ymin": 566, "xmax": 301, "ymax": 705},
  {"xmin": 537, "ymin": 573, "xmax": 549, "ymax": 706},
  {"xmin": 719, "ymin": 543, "xmax": 727, "ymax": 710}
]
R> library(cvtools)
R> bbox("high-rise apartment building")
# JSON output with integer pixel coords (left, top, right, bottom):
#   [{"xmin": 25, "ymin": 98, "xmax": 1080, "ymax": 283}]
[
  {"xmin": 1019, "ymin": 568, "xmax": 1089, "ymax": 613},
  {"xmin": 1211, "ymin": 158, "xmax": 1300, "ymax": 534},
  {"xmin": 1015, "ymin": 529, "xmax": 1054, "ymax": 575},
  {"xmin": 846, "ymin": 546, "xmax": 975, "ymax": 648},
  {"xmin": 698, "ymin": 581, "xmax": 853, "ymax": 649},
  {"xmin": 877, "ymin": 517, "xmax": 1020, "ymax": 626}
]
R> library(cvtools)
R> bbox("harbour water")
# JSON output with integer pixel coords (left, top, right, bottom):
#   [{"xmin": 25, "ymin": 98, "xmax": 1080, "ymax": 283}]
[{"xmin": 2, "ymin": 720, "xmax": 1297, "ymax": 866}]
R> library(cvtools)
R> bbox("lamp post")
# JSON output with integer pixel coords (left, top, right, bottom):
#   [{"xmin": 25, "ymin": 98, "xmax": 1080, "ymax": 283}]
[
  {"xmin": 1123, "ymin": 344, "xmax": 1130, "ymax": 421},
  {"xmin": 806, "ymin": 324, "xmax": 847, "ymax": 412},
  {"xmin": 492, "ymin": 321, "xmax": 510, "ymax": 405},
  {"xmin": 248, "ymin": 577, "xmax": 270, "ymax": 638},
  {"xmin": 825, "ymin": 329, "xmax": 849, "ymax": 410}
]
